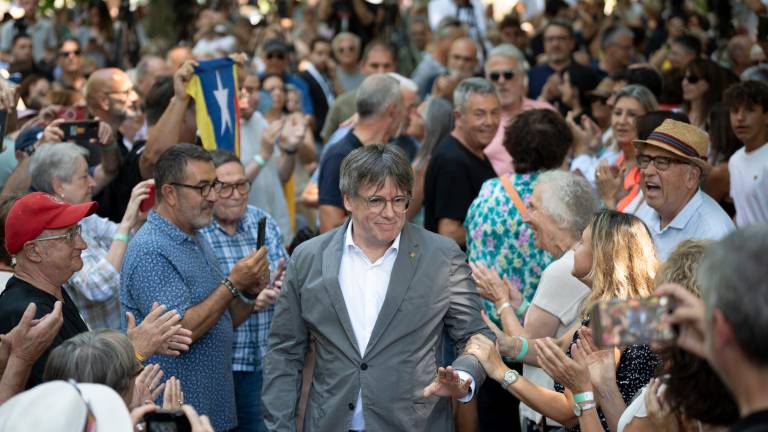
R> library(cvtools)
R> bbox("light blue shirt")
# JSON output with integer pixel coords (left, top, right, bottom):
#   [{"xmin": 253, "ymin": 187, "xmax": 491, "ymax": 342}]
[{"xmin": 635, "ymin": 190, "xmax": 735, "ymax": 261}]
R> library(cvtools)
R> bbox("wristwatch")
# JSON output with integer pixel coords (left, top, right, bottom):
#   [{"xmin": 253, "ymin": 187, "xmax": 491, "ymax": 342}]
[
  {"xmin": 501, "ymin": 369, "xmax": 519, "ymax": 389},
  {"xmin": 573, "ymin": 401, "xmax": 596, "ymax": 417}
]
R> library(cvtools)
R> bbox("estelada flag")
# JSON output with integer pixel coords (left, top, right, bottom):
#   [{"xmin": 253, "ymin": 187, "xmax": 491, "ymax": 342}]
[{"xmin": 186, "ymin": 58, "xmax": 241, "ymax": 155}]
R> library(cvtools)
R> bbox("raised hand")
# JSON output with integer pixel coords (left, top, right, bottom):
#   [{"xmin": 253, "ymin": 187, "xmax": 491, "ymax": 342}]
[
  {"xmin": 535, "ymin": 338, "xmax": 592, "ymax": 393},
  {"xmin": 228, "ymin": 246, "xmax": 270, "ymax": 296},
  {"xmin": 131, "ymin": 363, "xmax": 165, "ymax": 408},
  {"xmin": 0, "ymin": 302, "xmax": 63, "ymax": 369},
  {"xmin": 470, "ymin": 262, "xmax": 522, "ymax": 310},
  {"xmin": 423, "ymin": 365, "xmax": 473, "ymax": 399},
  {"xmin": 655, "ymin": 283, "xmax": 707, "ymax": 359},
  {"xmin": 162, "ymin": 376, "xmax": 184, "ymax": 410}
]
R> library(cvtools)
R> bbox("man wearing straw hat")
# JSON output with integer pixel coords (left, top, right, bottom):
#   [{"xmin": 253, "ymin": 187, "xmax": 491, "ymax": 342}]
[{"xmin": 633, "ymin": 119, "xmax": 734, "ymax": 261}]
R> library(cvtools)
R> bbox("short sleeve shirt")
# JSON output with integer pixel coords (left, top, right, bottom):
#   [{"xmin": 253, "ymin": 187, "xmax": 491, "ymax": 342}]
[
  {"xmin": 424, "ymin": 135, "xmax": 497, "ymax": 233},
  {"xmin": 0, "ymin": 277, "xmax": 88, "ymax": 389},
  {"xmin": 318, "ymin": 130, "xmax": 362, "ymax": 209},
  {"xmin": 120, "ymin": 211, "xmax": 236, "ymax": 431}
]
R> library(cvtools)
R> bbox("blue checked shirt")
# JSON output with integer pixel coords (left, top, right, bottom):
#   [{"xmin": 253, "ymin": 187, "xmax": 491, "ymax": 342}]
[{"xmin": 200, "ymin": 206, "xmax": 288, "ymax": 372}]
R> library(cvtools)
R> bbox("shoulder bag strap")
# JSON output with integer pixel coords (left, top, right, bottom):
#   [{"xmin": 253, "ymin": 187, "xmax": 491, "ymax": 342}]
[{"xmin": 499, "ymin": 175, "xmax": 528, "ymax": 219}]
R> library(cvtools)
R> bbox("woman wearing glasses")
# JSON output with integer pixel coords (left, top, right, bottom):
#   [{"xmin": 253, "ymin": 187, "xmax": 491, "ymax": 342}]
[{"xmin": 28, "ymin": 142, "xmax": 153, "ymax": 331}]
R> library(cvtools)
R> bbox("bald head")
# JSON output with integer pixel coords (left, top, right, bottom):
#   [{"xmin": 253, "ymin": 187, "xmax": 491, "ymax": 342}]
[{"xmin": 85, "ymin": 68, "xmax": 139, "ymax": 127}]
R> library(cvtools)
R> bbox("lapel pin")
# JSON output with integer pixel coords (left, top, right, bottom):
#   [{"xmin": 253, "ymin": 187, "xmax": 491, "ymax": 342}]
[{"xmin": 410, "ymin": 251, "xmax": 416, "ymax": 258}]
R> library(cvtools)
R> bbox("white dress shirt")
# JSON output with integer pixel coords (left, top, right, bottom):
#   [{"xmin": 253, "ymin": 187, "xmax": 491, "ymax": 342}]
[{"xmin": 339, "ymin": 222, "xmax": 474, "ymax": 431}]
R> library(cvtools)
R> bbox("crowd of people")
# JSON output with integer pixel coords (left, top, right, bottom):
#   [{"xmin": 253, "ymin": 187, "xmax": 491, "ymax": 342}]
[{"xmin": 0, "ymin": 0, "xmax": 766, "ymax": 431}]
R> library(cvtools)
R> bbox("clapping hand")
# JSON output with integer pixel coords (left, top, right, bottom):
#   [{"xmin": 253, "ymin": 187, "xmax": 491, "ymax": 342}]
[
  {"xmin": 535, "ymin": 337, "xmax": 592, "ymax": 393},
  {"xmin": 163, "ymin": 376, "xmax": 184, "ymax": 410},
  {"xmin": 469, "ymin": 262, "xmax": 522, "ymax": 311},
  {"xmin": 126, "ymin": 303, "xmax": 192, "ymax": 358},
  {"xmin": 0, "ymin": 302, "xmax": 63, "ymax": 371},
  {"xmin": 423, "ymin": 365, "xmax": 473, "ymax": 399},
  {"xmin": 131, "ymin": 363, "xmax": 165, "ymax": 408}
]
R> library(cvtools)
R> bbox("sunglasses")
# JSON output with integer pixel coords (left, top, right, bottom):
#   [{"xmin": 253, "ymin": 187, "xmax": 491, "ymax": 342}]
[
  {"xmin": 489, "ymin": 70, "xmax": 515, "ymax": 82},
  {"xmin": 684, "ymin": 75, "xmax": 702, "ymax": 84},
  {"xmin": 58, "ymin": 50, "xmax": 82, "ymax": 58},
  {"xmin": 266, "ymin": 52, "xmax": 285, "ymax": 60}
]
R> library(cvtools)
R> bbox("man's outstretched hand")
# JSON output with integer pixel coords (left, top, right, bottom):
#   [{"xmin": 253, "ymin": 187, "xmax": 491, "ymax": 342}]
[{"xmin": 422, "ymin": 366, "xmax": 472, "ymax": 399}]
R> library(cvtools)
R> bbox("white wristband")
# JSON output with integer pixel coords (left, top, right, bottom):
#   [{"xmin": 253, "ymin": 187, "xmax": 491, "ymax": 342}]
[{"xmin": 253, "ymin": 154, "xmax": 266, "ymax": 167}]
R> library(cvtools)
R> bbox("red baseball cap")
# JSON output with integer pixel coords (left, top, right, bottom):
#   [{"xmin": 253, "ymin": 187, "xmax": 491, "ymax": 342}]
[{"xmin": 5, "ymin": 192, "xmax": 98, "ymax": 254}]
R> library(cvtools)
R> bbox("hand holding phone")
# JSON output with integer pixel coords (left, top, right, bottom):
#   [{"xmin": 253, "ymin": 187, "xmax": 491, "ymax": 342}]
[
  {"xmin": 256, "ymin": 216, "xmax": 267, "ymax": 249},
  {"xmin": 60, "ymin": 120, "xmax": 99, "ymax": 145},
  {"xmin": 140, "ymin": 183, "xmax": 157, "ymax": 213}
]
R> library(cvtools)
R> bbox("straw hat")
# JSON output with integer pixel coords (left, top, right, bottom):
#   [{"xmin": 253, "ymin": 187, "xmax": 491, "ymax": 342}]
[{"xmin": 633, "ymin": 119, "xmax": 710, "ymax": 172}]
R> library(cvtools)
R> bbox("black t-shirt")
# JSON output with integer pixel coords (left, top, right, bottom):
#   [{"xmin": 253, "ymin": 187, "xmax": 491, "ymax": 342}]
[
  {"xmin": 0, "ymin": 276, "xmax": 88, "ymax": 389},
  {"xmin": 732, "ymin": 411, "xmax": 768, "ymax": 432},
  {"xmin": 94, "ymin": 135, "xmax": 145, "ymax": 223},
  {"xmin": 318, "ymin": 131, "xmax": 362, "ymax": 209},
  {"xmin": 423, "ymin": 135, "xmax": 496, "ymax": 233}
]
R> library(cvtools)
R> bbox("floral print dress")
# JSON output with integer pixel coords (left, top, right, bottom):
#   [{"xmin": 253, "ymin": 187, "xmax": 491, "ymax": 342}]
[{"xmin": 465, "ymin": 172, "xmax": 554, "ymax": 328}]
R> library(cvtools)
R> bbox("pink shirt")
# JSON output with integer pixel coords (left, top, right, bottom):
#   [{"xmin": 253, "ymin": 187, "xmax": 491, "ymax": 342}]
[{"xmin": 484, "ymin": 98, "xmax": 556, "ymax": 175}]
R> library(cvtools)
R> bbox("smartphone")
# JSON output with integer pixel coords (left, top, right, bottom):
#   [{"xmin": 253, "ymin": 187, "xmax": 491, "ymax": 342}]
[
  {"xmin": 256, "ymin": 216, "xmax": 267, "ymax": 249},
  {"xmin": 143, "ymin": 410, "xmax": 191, "ymax": 432},
  {"xmin": 257, "ymin": 90, "xmax": 273, "ymax": 113},
  {"xmin": 60, "ymin": 120, "xmax": 99, "ymax": 145},
  {"xmin": 56, "ymin": 106, "xmax": 88, "ymax": 121},
  {"xmin": 0, "ymin": 110, "xmax": 7, "ymax": 140},
  {"xmin": 591, "ymin": 296, "xmax": 676, "ymax": 348},
  {"xmin": 139, "ymin": 183, "xmax": 157, "ymax": 213}
]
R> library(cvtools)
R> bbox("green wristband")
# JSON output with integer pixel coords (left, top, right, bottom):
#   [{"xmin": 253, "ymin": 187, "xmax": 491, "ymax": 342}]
[
  {"xmin": 112, "ymin": 233, "xmax": 129, "ymax": 243},
  {"xmin": 573, "ymin": 391, "xmax": 594, "ymax": 404},
  {"xmin": 514, "ymin": 336, "xmax": 528, "ymax": 362},
  {"xmin": 515, "ymin": 299, "xmax": 530, "ymax": 318}
]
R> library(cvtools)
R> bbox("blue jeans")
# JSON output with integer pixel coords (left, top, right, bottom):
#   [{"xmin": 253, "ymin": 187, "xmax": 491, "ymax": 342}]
[{"xmin": 233, "ymin": 370, "xmax": 267, "ymax": 432}]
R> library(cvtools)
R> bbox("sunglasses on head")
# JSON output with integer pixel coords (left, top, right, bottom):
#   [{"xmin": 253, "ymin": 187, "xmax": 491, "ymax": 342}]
[
  {"xmin": 489, "ymin": 70, "xmax": 515, "ymax": 82},
  {"xmin": 684, "ymin": 74, "xmax": 702, "ymax": 84},
  {"xmin": 266, "ymin": 52, "xmax": 286, "ymax": 60}
]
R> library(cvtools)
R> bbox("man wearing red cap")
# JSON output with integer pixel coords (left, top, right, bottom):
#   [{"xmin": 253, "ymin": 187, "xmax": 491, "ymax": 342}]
[{"xmin": 0, "ymin": 192, "xmax": 96, "ymax": 389}]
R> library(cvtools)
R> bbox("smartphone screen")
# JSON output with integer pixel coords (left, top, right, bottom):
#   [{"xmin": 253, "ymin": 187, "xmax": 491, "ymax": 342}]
[
  {"xmin": 591, "ymin": 296, "xmax": 676, "ymax": 348},
  {"xmin": 144, "ymin": 411, "xmax": 191, "ymax": 432},
  {"xmin": 60, "ymin": 120, "xmax": 99, "ymax": 145}
]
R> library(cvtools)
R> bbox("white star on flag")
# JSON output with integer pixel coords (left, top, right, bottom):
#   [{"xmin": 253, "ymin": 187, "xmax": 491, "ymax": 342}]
[{"xmin": 213, "ymin": 71, "xmax": 233, "ymax": 135}]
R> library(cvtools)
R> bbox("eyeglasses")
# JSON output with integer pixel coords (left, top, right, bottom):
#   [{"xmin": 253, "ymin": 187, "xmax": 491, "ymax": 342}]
[
  {"xmin": 489, "ymin": 70, "xmax": 515, "ymax": 82},
  {"xmin": 636, "ymin": 155, "xmax": 688, "ymax": 171},
  {"xmin": 170, "ymin": 181, "xmax": 223, "ymax": 197},
  {"xmin": 683, "ymin": 75, "xmax": 702, "ymax": 84},
  {"xmin": 361, "ymin": 195, "xmax": 411, "ymax": 213},
  {"xmin": 218, "ymin": 181, "xmax": 251, "ymax": 198},
  {"xmin": 106, "ymin": 88, "xmax": 136, "ymax": 98},
  {"xmin": 35, "ymin": 225, "xmax": 82, "ymax": 244},
  {"xmin": 58, "ymin": 49, "xmax": 82, "ymax": 58},
  {"xmin": 266, "ymin": 52, "xmax": 285, "ymax": 60},
  {"xmin": 66, "ymin": 380, "xmax": 97, "ymax": 432}
]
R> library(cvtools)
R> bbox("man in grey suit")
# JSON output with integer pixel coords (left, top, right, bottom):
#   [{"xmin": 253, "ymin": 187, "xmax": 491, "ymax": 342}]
[{"xmin": 263, "ymin": 144, "xmax": 493, "ymax": 431}]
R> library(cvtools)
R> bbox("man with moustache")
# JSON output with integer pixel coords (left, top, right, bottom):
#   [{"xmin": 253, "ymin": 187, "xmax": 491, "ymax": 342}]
[
  {"xmin": 120, "ymin": 144, "xmax": 271, "ymax": 430},
  {"xmin": 423, "ymin": 77, "xmax": 500, "ymax": 248}
]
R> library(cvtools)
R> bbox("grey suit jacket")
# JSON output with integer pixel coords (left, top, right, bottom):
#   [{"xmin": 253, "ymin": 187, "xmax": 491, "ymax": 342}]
[{"xmin": 262, "ymin": 221, "xmax": 494, "ymax": 432}]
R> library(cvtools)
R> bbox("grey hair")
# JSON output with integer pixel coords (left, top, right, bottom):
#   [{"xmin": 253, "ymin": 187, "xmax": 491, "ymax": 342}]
[
  {"xmin": 339, "ymin": 144, "xmax": 414, "ymax": 198},
  {"xmin": 453, "ymin": 77, "xmax": 499, "ymax": 113},
  {"xmin": 135, "ymin": 55, "xmax": 165, "ymax": 81},
  {"xmin": 535, "ymin": 170, "xmax": 600, "ymax": 238},
  {"xmin": 434, "ymin": 17, "xmax": 462, "ymax": 41},
  {"xmin": 615, "ymin": 84, "xmax": 658, "ymax": 112},
  {"xmin": 387, "ymin": 72, "xmax": 418, "ymax": 93},
  {"xmin": 415, "ymin": 96, "xmax": 454, "ymax": 168},
  {"xmin": 487, "ymin": 43, "xmax": 530, "ymax": 72},
  {"xmin": 43, "ymin": 329, "xmax": 141, "ymax": 399},
  {"xmin": 601, "ymin": 25, "xmax": 634, "ymax": 49},
  {"xmin": 356, "ymin": 74, "xmax": 403, "ymax": 119},
  {"xmin": 741, "ymin": 64, "xmax": 768, "ymax": 82},
  {"xmin": 332, "ymin": 32, "xmax": 361, "ymax": 53},
  {"xmin": 29, "ymin": 143, "xmax": 89, "ymax": 194},
  {"xmin": 697, "ymin": 226, "xmax": 768, "ymax": 365}
]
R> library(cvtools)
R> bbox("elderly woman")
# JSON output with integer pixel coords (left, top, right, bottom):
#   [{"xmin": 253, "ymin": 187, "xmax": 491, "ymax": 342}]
[
  {"xmin": 471, "ymin": 170, "xmax": 599, "ymax": 431},
  {"xmin": 43, "ymin": 330, "xmax": 186, "ymax": 422},
  {"xmin": 467, "ymin": 210, "xmax": 660, "ymax": 432},
  {"xmin": 29, "ymin": 143, "xmax": 151, "ymax": 330}
]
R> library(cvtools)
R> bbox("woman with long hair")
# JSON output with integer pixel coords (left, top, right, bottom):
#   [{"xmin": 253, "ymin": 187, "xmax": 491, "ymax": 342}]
[
  {"xmin": 466, "ymin": 210, "xmax": 659, "ymax": 432},
  {"xmin": 681, "ymin": 59, "xmax": 738, "ymax": 130}
]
